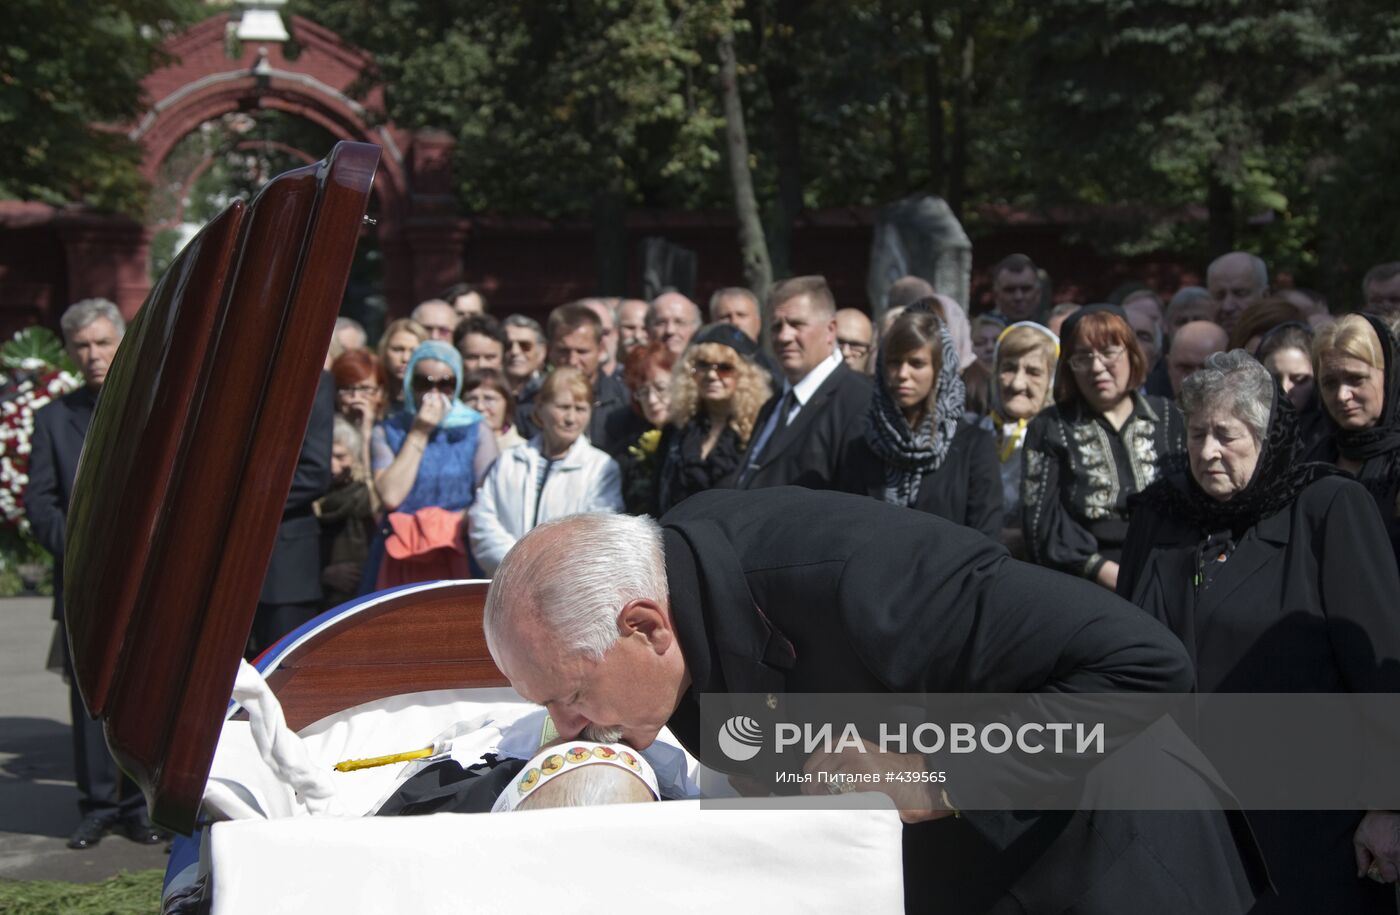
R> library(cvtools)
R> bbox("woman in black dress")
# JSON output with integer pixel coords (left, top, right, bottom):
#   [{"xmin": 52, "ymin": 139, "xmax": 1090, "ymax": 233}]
[
  {"xmin": 836, "ymin": 303, "xmax": 1001, "ymax": 535},
  {"xmin": 1120, "ymin": 350, "xmax": 1400, "ymax": 913},
  {"xmin": 1308, "ymin": 313, "xmax": 1400, "ymax": 566},
  {"xmin": 1021, "ymin": 304, "xmax": 1185, "ymax": 589},
  {"xmin": 655, "ymin": 324, "xmax": 771, "ymax": 514}
]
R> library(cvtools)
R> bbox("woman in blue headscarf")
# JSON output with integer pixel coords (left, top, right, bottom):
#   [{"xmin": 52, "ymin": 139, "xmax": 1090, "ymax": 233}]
[{"xmin": 368, "ymin": 340, "xmax": 498, "ymax": 587}]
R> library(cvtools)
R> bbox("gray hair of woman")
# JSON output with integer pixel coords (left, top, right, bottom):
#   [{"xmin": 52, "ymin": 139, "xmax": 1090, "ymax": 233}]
[{"xmin": 1176, "ymin": 350, "xmax": 1274, "ymax": 443}]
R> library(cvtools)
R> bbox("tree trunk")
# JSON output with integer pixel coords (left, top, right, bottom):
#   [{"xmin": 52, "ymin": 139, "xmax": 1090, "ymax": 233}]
[
  {"xmin": 718, "ymin": 30, "xmax": 774, "ymax": 301},
  {"xmin": 948, "ymin": 12, "xmax": 974, "ymax": 218},
  {"xmin": 1206, "ymin": 173, "xmax": 1236, "ymax": 255},
  {"xmin": 885, "ymin": 0, "xmax": 910, "ymax": 192},
  {"xmin": 922, "ymin": 0, "xmax": 945, "ymax": 195},
  {"xmin": 762, "ymin": 0, "xmax": 804, "ymax": 281}
]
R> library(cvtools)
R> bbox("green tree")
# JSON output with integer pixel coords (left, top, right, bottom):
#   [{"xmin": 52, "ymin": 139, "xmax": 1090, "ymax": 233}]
[
  {"xmin": 0, "ymin": 0, "xmax": 198, "ymax": 214},
  {"xmin": 299, "ymin": 0, "xmax": 733, "ymax": 292}
]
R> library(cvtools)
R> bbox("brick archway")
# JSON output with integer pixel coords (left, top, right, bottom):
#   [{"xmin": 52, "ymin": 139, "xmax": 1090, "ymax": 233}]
[{"xmin": 112, "ymin": 13, "xmax": 466, "ymax": 317}]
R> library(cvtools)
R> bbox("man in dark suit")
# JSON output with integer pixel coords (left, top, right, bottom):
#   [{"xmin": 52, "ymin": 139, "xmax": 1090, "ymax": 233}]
[
  {"xmin": 247, "ymin": 371, "xmax": 335, "ymax": 658},
  {"xmin": 483, "ymin": 489, "xmax": 1265, "ymax": 915},
  {"xmin": 28, "ymin": 299, "xmax": 166, "ymax": 849},
  {"xmin": 737, "ymin": 276, "xmax": 871, "ymax": 490}
]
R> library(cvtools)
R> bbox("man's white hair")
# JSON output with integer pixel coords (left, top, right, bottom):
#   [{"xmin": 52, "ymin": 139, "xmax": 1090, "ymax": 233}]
[
  {"xmin": 60, "ymin": 298, "xmax": 125, "ymax": 344},
  {"xmin": 483, "ymin": 512, "xmax": 667, "ymax": 662}
]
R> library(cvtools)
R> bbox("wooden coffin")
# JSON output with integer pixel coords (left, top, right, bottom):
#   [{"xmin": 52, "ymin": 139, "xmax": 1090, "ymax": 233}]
[{"xmin": 62, "ymin": 142, "xmax": 384, "ymax": 834}]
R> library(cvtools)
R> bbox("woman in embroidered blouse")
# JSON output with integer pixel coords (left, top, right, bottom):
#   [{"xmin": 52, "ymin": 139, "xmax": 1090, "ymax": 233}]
[
  {"xmin": 836, "ymin": 304, "xmax": 1001, "ymax": 535},
  {"xmin": 655, "ymin": 324, "xmax": 771, "ymax": 514},
  {"xmin": 370, "ymin": 341, "xmax": 498, "ymax": 586},
  {"xmin": 978, "ymin": 321, "xmax": 1059, "ymax": 556},
  {"xmin": 1021, "ymin": 304, "xmax": 1185, "ymax": 590}
]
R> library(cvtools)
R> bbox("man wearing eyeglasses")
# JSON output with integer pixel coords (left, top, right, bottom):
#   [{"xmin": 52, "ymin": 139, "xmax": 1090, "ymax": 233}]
[
  {"xmin": 835, "ymin": 308, "xmax": 875, "ymax": 373},
  {"xmin": 502, "ymin": 315, "xmax": 548, "ymax": 397}
]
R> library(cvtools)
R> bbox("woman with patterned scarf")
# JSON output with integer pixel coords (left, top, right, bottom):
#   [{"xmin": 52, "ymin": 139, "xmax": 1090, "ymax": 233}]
[
  {"xmin": 1119, "ymin": 350, "xmax": 1400, "ymax": 913},
  {"xmin": 1306, "ymin": 313, "xmax": 1400, "ymax": 569},
  {"xmin": 977, "ymin": 321, "xmax": 1059, "ymax": 556},
  {"xmin": 835, "ymin": 302, "xmax": 1001, "ymax": 536}
]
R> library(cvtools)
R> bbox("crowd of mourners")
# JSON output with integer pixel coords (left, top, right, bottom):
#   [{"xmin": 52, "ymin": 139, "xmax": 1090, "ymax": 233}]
[
  {"xmin": 315, "ymin": 256, "xmax": 1400, "ymax": 608},
  {"xmin": 33, "ymin": 252, "xmax": 1400, "ymax": 902}
]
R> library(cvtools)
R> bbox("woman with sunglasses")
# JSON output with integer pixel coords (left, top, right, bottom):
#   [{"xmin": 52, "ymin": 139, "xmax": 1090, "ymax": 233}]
[
  {"xmin": 1021, "ymin": 304, "xmax": 1185, "ymax": 590},
  {"xmin": 654, "ymin": 324, "xmax": 771, "ymax": 514},
  {"xmin": 369, "ymin": 340, "xmax": 498, "ymax": 586},
  {"xmin": 835, "ymin": 304, "xmax": 1001, "ymax": 536}
]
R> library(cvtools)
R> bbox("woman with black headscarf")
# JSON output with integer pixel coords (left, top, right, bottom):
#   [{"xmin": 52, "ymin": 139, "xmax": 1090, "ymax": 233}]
[
  {"xmin": 835, "ymin": 303, "xmax": 1001, "ymax": 535},
  {"xmin": 1119, "ymin": 350, "xmax": 1400, "ymax": 914},
  {"xmin": 1307, "ymin": 313, "xmax": 1400, "ymax": 567}
]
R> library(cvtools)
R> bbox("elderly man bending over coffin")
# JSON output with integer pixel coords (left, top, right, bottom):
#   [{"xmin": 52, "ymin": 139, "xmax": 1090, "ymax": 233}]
[{"xmin": 483, "ymin": 488, "xmax": 1266, "ymax": 915}]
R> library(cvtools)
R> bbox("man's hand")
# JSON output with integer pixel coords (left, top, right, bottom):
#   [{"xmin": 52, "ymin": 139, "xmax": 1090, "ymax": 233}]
[
  {"xmin": 800, "ymin": 737, "xmax": 955, "ymax": 824},
  {"xmin": 1355, "ymin": 810, "xmax": 1400, "ymax": 882}
]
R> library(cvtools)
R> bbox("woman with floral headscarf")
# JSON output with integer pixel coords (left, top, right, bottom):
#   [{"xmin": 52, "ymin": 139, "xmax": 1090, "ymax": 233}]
[
  {"xmin": 835, "ymin": 303, "xmax": 1002, "ymax": 536},
  {"xmin": 369, "ymin": 340, "xmax": 498, "ymax": 586}
]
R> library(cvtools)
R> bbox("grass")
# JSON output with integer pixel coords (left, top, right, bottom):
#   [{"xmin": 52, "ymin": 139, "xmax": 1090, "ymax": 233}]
[{"xmin": 0, "ymin": 869, "xmax": 163, "ymax": 914}]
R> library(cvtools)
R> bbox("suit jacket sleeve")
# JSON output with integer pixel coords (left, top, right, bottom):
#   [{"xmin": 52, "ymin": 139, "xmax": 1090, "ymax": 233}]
[
  {"xmin": 25, "ymin": 406, "xmax": 66, "ymax": 559},
  {"xmin": 284, "ymin": 373, "xmax": 335, "ymax": 514},
  {"xmin": 1021, "ymin": 412, "xmax": 1104, "ymax": 579},
  {"xmin": 837, "ymin": 529, "xmax": 1192, "ymax": 845},
  {"xmin": 963, "ymin": 426, "xmax": 1003, "ymax": 538}
]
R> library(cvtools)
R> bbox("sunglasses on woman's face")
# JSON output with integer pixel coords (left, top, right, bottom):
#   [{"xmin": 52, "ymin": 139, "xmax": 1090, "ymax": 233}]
[
  {"xmin": 412, "ymin": 373, "xmax": 456, "ymax": 394},
  {"xmin": 692, "ymin": 359, "xmax": 737, "ymax": 378}
]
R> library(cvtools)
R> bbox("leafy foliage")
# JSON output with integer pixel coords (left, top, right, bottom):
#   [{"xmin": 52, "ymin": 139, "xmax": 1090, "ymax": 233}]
[{"xmin": 0, "ymin": 0, "xmax": 200, "ymax": 214}]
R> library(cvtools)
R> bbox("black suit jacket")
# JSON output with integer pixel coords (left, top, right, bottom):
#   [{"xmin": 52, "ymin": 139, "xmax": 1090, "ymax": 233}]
[
  {"xmin": 835, "ymin": 419, "xmax": 1003, "ymax": 537},
  {"xmin": 1118, "ymin": 475, "xmax": 1400, "ymax": 912},
  {"xmin": 27, "ymin": 386, "xmax": 98, "ymax": 620},
  {"xmin": 660, "ymin": 487, "xmax": 1263, "ymax": 915},
  {"xmin": 737, "ymin": 361, "xmax": 871, "ymax": 490},
  {"xmin": 259, "ymin": 372, "xmax": 334, "ymax": 605}
]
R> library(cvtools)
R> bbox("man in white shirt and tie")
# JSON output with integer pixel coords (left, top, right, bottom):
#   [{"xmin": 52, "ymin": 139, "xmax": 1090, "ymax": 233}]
[{"xmin": 738, "ymin": 276, "xmax": 872, "ymax": 490}]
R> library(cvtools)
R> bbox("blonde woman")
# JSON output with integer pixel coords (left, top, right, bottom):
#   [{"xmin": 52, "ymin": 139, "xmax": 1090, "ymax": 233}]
[
  {"xmin": 656, "ymin": 324, "xmax": 772, "ymax": 514},
  {"xmin": 1308, "ymin": 312, "xmax": 1400, "ymax": 565},
  {"xmin": 376, "ymin": 317, "xmax": 428, "ymax": 413}
]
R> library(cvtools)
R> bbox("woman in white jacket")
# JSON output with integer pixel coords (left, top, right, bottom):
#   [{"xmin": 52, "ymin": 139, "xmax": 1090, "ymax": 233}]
[{"xmin": 469, "ymin": 367, "xmax": 624, "ymax": 574}]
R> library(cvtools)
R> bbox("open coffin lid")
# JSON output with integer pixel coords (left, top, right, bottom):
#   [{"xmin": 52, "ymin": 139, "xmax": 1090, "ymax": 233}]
[{"xmin": 62, "ymin": 142, "xmax": 387, "ymax": 834}]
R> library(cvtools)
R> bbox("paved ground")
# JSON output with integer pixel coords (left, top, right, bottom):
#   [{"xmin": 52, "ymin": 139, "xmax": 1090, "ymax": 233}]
[{"xmin": 0, "ymin": 596, "xmax": 169, "ymax": 882}]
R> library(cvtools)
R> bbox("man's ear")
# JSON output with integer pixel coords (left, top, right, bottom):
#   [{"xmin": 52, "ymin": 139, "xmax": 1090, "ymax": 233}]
[{"xmin": 619, "ymin": 599, "xmax": 673, "ymax": 654}]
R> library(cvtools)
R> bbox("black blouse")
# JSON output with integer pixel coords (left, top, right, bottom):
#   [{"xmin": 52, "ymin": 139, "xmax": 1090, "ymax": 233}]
[
  {"xmin": 1021, "ymin": 394, "xmax": 1185, "ymax": 579},
  {"xmin": 655, "ymin": 416, "xmax": 744, "ymax": 515},
  {"xmin": 834, "ymin": 420, "xmax": 1002, "ymax": 537}
]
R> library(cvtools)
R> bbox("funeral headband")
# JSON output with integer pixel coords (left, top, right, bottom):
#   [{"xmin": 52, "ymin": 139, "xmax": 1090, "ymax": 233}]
[{"xmin": 492, "ymin": 741, "xmax": 661, "ymax": 813}]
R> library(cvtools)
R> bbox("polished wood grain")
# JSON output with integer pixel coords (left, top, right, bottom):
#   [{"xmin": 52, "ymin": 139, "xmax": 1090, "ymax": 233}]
[
  {"xmin": 258, "ymin": 582, "xmax": 508, "ymax": 732},
  {"xmin": 64, "ymin": 202, "xmax": 244, "ymax": 716},
  {"xmin": 63, "ymin": 141, "xmax": 381, "ymax": 834}
]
